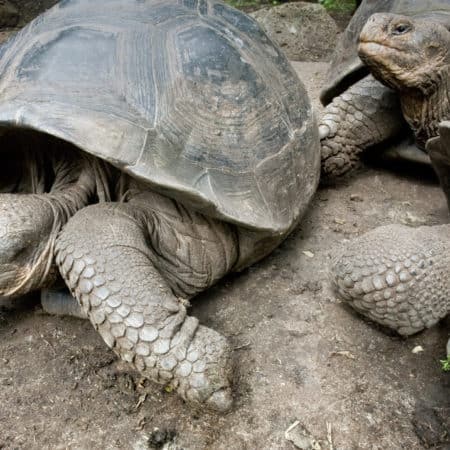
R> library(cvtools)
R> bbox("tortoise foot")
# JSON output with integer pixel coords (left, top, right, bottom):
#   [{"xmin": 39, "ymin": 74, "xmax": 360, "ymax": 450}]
[{"xmin": 331, "ymin": 224, "xmax": 450, "ymax": 336}]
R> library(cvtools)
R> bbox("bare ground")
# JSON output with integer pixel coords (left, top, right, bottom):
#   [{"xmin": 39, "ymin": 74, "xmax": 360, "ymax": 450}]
[{"xmin": 0, "ymin": 62, "xmax": 449, "ymax": 450}]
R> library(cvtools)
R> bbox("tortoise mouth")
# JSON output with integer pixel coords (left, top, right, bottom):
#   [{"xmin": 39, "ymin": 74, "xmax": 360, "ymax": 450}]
[
  {"xmin": 357, "ymin": 41, "xmax": 412, "ymax": 91},
  {"xmin": 358, "ymin": 41, "xmax": 405, "ymax": 58},
  {"xmin": 357, "ymin": 41, "xmax": 408, "ymax": 76}
]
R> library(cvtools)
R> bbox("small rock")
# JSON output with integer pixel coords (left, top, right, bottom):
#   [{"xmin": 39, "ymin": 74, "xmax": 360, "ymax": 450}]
[
  {"xmin": 350, "ymin": 194, "xmax": 364, "ymax": 202},
  {"xmin": 330, "ymin": 350, "xmax": 356, "ymax": 360},
  {"xmin": 285, "ymin": 421, "xmax": 322, "ymax": 450},
  {"xmin": 147, "ymin": 427, "xmax": 176, "ymax": 449},
  {"xmin": 412, "ymin": 345, "xmax": 424, "ymax": 354},
  {"xmin": 402, "ymin": 211, "xmax": 427, "ymax": 225},
  {"xmin": 302, "ymin": 250, "xmax": 314, "ymax": 258}
]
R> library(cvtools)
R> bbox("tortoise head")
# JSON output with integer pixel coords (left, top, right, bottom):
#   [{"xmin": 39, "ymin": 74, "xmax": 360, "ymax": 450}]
[{"xmin": 358, "ymin": 13, "xmax": 450, "ymax": 94}]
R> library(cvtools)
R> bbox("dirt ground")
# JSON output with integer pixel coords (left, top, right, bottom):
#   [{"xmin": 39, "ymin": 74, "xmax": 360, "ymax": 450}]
[{"xmin": 0, "ymin": 61, "xmax": 449, "ymax": 450}]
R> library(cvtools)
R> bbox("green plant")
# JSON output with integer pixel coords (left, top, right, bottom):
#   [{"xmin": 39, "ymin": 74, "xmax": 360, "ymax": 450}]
[
  {"xmin": 319, "ymin": 0, "xmax": 356, "ymax": 11},
  {"xmin": 319, "ymin": 0, "xmax": 334, "ymax": 7},
  {"xmin": 441, "ymin": 356, "xmax": 450, "ymax": 372}
]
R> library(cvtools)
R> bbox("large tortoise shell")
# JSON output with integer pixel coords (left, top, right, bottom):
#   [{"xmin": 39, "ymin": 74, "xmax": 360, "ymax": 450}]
[{"xmin": 0, "ymin": 0, "xmax": 319, "ymax": 234}]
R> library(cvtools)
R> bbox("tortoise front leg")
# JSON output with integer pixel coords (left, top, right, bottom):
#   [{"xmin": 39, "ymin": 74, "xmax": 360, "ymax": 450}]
[
  {"xmin": 55, "ymin": 203, "xmax": 232, "ymax": 412},
  {"xmin": 330, "ymin": 224, "xmax": 450, "ymax": 337},
  {"xmin": 320, "ymin": 75, "xmax": 406, "ymax": 179}
]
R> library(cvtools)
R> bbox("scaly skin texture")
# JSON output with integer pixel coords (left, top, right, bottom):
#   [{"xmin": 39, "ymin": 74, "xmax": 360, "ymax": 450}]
[
  {"xmin": 55, "ymin": 194, "xmax": 240, "ymax": 412},
  {"xmin": 332, "ymin": 224, "xmax": 450, "ymax": 335},
  {"xmin": 320, "ymin": 75, "xmax": 405, "ymax": 179},
  {"xmin": 330, "ymin": 14, "xmax": 450, "ymax": 345}
]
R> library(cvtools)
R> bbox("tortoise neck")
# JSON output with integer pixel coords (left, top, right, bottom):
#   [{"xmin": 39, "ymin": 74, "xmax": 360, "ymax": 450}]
[{"xmin": 399, "ymin": 67, "xmax": 450, "ymax": 148}]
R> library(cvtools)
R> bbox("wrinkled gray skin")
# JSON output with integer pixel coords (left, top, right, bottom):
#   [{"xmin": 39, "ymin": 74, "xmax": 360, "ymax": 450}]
[{"xmin": 328, "ymin": 14, "xmax": 450, "ymax": 353}]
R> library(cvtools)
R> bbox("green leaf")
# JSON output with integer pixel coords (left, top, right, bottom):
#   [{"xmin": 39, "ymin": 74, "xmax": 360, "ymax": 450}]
[
  {"xmin": 319, "ymin": 0, "xmax": 356, "ymax": 11},
  {"xmin": 441, "ymin": 356, "xmax": 450, "ymax": 372}
]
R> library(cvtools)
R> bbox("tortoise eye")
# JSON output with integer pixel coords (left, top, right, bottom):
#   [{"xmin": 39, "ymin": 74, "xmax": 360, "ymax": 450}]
[{"xmin": 392, "ymin": 23, "xmax": 411, "ymax": 35}]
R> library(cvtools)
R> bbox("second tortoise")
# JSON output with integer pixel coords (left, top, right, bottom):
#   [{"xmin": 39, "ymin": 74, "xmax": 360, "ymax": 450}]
[
  {"xmin": 319, "ymin": 0, "xmax": 450, "ymax": 178},
  {"xmin": 326, "ymin": 8, "xmax": 450, "ymax": 352}
]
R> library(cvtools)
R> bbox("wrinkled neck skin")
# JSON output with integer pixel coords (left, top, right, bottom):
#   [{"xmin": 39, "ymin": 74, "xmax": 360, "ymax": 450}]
[{"xmin": 399, "ymin": 66, "xmax": 450, "ymax": 149}]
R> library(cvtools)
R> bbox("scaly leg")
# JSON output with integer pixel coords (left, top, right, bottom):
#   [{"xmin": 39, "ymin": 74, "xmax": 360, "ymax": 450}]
[
  {"xmin": 320, "ymin": 75, "xmax": 406, "ymax": 179},
  {"xmin": 330, "ymin": 224, "xmax": 450, "ymax": 337},
  {"xmin": 55, "ymin": 199, "xmax": 235, "ymax": 411}
]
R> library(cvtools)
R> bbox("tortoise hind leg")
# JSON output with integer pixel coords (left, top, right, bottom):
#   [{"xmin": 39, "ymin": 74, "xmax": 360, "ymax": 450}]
[
  {"xmin": 55, "ymin": 201, "xmax": 234, "ymax": 412},
  {"xmin": 320, "ymin": 75, "xmax": 406, "ymax": 179}
]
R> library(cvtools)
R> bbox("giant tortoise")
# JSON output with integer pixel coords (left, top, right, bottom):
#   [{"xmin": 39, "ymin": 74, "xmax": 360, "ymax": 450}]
[
  {"xmin": 320, "ymin": 1, "xmax": 450, "ymax": 354},
  {"xmin": 0, "ymin": 0, "xmax": 319, "ymax": 411}
]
